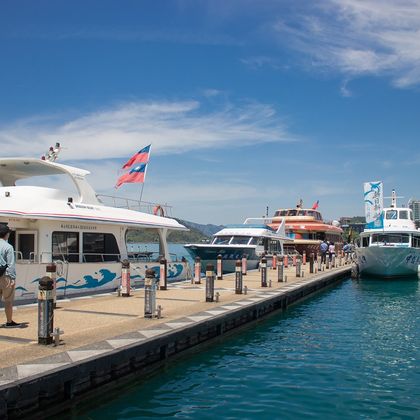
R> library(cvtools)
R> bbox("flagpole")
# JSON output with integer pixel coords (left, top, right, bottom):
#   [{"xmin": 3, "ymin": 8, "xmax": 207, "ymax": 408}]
[{"xmin": 139, "ymin": 144, "xmax": 152, "ymax": 210}]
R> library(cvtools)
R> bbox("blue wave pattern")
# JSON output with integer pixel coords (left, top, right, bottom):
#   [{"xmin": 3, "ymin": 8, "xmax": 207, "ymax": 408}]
[{"xmin": 74, "ymin": 278, "xmax": 420, "ymax": 419}]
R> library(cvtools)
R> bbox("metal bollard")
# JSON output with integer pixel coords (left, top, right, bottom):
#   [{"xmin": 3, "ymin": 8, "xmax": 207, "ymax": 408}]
[
  {"xmin": 296, "ymin": 257, "xmax": 302, "ymax": 277},
  {"xmin": 159, "ymin": 257, "xmax": 167, "ymax": 290},
  {"xmin": 46, "ymin": 263, "xmax": 57, "ymax": 308},
  {"xmin": 272, "ymin": 253, "xmax": 277, "ymax": 270},
  {"xmin": 144, "ymin": 269, "xmax": 157, "ymax": 318},
  {"xmin": 318, "ymin": 255, "xmax": 322, "ymax": 272},
  {"xmin": 38, "ymin": 276, "xmax": 54, "ymax": 345},
  {"xmin": 235, "ymin": 259, "xmax": 243, "ymax": 294},
  {"xmin": 244, "ymin": 285, "xmax": 248, "ymax": 295},
  {"xmin": 269, "ymin": 279, "xmax": 272, "ymax": 288},
  {"xmin": 241, "ymin": 254, "xmax": 247, "ymax": 276},
  {"xmin": 205, "ymin": 264, "xmax": 215, "ymax": 302},
  {"xmin": 292, "ymin": 255, "xmax": 297, "ymax": 267},
  {"xmin": 332, "ymin": 254, "xmax": 336, "ymax": 268},
  {"xmin": 217, "ymin": 254, "xmax": 223, "ymax": 280},
  {"xmin": 284, "ymin": 275, "xmax": 288, "ymax": 283},
  {"xmin": 283, "ymin": 254, "xmax": 288, "ymax": 269},
  {"xmin": 309, "ymin": 253, "xmax": 314, "ymax": 274},
  {"xmin": 194, "ymin": 257, "xmax": 201, "ymax": 284},
  {"xmin": 215, "ymin": 292, "xmax": 220, "ymax": 303},
  {"xmin": 302, "ymin": 251, "xmax": 306, "ymax": 265},
  {"xmin": 260, "ymin": 257, "xmax": 267, "ymax": 287},
  {"xmin": 121, "ymin": 259, "xmax": 131, "ymax": 297},
  {"xmin": 278, "ymin": 259, "xmax": 284, "ymax": 282}
]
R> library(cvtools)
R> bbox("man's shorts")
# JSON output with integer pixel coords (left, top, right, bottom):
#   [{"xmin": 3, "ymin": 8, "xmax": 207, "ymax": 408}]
[{"xmin": 0, "ymin": 275, "xmax": 15, "ymax": 303}]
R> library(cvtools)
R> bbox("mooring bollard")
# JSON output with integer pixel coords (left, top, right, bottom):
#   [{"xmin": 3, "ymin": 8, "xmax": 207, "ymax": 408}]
[
  {"xmin": 121, "ymin": 259, "xmax": 131, "ymax": 297},
  {"xmin": 38, "ymin": 276, "xmax": 54, "ymax": 345},
  {"xmin": 244, "ymin": 285, "xmax": 248, "ymax": 295},
  {"xmin": 296, "ymin": 256, "xmax": 302, "ymax": 277},
  {"xmin": 278, "ymin": 259, "xmax": 284, "ymax": 282},
  {"xmin": 260, "ymin": 256, "xmax": 267, "ymax": 287},
  {"xmin": 283, "ymin": 254, "xmax": 289, "ymax": 269},
  {"xmin": 292, "ymin": 255, "xmax": 297, "ymax": 267},
  {"xmin": 46, "ymin": 263, "xmax": 57, "ymax": 308},
  {"xmin": 217, "ymin": 254, "xmax": 223, "ymax": 280},
  {"xmin": 235, "ymin": 259, "xmax": 243, "ymax": 294},
  {"xmin": 241, "ymin": 254, "xmax": 247, "ymax": 276},
  {"xmin": 272, "ymin": 253, "xmax": 277, "ymax": 270},
  {"xmin": 194, "ymin": 257, "xmax": 201, "ymax": 284},
  {"xmin": 332, "ymin": 254, "xmax": 336, "ymax": 268},
  {"xmin": 144, "ymin": 268, "xmax": 157, "ymax": 318},
  {"xmin": 205, "ymin": 264, "xmax": 215, "ymax": 302},
  {"xmin": 318, "ymin": 255, "xmax": 322, "ymax": 272},
  {"xmin": 309, "ymin": 253, "xmax": 314, "ymax": 274},
  {"xmin": 159, "ymin": 257, "xmax": 167, "ymax": 290},
  {"xmin": 303, "ymin": 251, "xmax": 306, "ymax": 265}
]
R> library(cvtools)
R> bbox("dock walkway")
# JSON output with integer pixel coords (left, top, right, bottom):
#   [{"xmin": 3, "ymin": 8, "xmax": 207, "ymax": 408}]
[{"xmin": 0, "ymin": 261, "xmax": 351, "ymax": 418}]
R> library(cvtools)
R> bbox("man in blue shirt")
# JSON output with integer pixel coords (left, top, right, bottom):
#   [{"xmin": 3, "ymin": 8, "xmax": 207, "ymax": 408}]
[
  {"xmin": 320, "ymin": 239, "xmax": 328, "ymax": 264},
  {"xmin": 0, "ymin": 224, "xmax": 21, "ymax": 327}
]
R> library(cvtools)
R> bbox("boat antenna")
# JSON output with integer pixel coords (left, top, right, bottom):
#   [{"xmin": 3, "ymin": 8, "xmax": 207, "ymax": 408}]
[
  {"xmin": 41, "ymin": 142, "xmax": 62, "ymax": 162},
  {"xmin": 384, "ymin": 189, "xmax": 404, "ymax": 208}
]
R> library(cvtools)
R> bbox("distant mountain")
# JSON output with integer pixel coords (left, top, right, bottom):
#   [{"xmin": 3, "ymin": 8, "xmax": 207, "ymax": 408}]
[
  {"xmin": 177, "ymin": 219, "xmax": 224, "ymax": 237},
  {"xmin": 126, "ymin": 219, "xmax": 224, "ymax": 244}
]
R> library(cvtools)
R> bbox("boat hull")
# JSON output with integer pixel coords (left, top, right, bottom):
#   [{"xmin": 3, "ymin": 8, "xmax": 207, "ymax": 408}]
[
  {"xmin": 356, "ymin": 246, "xmax": 420, "ymax": 277},
  {"xmin": 184, "ymin": 245, "xmax": 261, "ymax": 273}
]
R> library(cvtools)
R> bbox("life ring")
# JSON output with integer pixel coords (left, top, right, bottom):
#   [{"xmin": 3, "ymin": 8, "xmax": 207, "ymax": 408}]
[{"xmin": 153, "ymin": 205, "xmax": 165, "ymax": 217}]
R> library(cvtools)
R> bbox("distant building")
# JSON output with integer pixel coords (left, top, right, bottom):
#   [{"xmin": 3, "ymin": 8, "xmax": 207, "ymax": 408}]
[
  {"xmin": 408, "ymin": 198, "xmax": 420, "ymax": 228},
  {"xmin": 339, "ymin": 216, "xmax": 366, "ymax": 239}
]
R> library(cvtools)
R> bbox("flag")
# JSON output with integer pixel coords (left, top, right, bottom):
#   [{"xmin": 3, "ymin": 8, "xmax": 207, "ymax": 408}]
[
  {"xmin": 122, "ymin": 144, "xmax": 151, "ymax": 169},
  {"xmin": 312, "ymin": 200, "xmax": 319, "ymax": 210},
  {"xmin": 115, "ymin": 163, "xmax": 147, "ymax": 188}
]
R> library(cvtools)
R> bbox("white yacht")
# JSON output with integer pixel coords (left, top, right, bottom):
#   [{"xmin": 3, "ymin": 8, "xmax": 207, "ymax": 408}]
[
  {"xmin": 0, "ymin": 157, "xmax": 188, "ymax": 302},
  {"xmin": 184, "ymin": 218, "xmax": 290, "ymax": 273},
  {"xmin": 356, "ymin": 190, "xmax": 420, "ymax": 277}
]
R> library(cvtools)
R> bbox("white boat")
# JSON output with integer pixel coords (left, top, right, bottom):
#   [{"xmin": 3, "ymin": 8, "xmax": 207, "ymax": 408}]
[
  {"xmin": 184, "ymin": 218, "xmax": 290, "ymax": 273},
  {"xmin": 356, "ymin": 190, "xmax": 420, "ymax": 277},
  {"xmin": 0, "ymin": 157, "xmax": 189, "ymax": 303}
]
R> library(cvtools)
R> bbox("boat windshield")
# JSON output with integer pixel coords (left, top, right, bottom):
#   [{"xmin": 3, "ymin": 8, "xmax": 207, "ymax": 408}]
[
  {"xmin": 371, "ymin": 233, "xmax": 410, "ymax": 244},
  {"xmin": 213, "ymin": 236, "xmax": 231, "ymax": 245},
  {"xmin": 230, "ymin": 236, "xmax": 251, "ymax": 245},
  {"xmin": 386, "ymin": 210, "xmax": 398, "ymax": 220}
]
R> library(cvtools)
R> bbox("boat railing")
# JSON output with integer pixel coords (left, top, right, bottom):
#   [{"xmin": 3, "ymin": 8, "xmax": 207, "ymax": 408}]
[
  {"xmin": 128, "ymin": 251, "xmax": 183, "ymax": 262},
  {"xmin": 26, "ymin": 252, "xmax": 122, "ymax": 264},
  {"xmin": 96, "ymin": 194, "xmax": 173, "ymax": 217}
]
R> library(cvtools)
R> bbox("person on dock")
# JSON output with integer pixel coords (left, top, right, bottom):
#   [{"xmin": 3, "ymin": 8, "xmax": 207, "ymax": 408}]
[
  {"xmin": 0, "ymin": 224, "xmax": 21, "ymax": 328},
  {"xmin": 320, "ymin": 239, "xmax": 328, "ymax": 264},
  {"xmin": 328, "ymin": 241, "xmax": 335, "ymax": 262}
]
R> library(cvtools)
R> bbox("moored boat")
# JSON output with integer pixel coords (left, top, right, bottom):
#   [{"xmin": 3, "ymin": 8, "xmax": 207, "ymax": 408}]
[
  {"xmin": 356, "ymin": 188, "xmax": 420, "ymax": 277},
  {"xmin": 184, "ymin": 218, "xmax": 290, "ymax": 273},
  {"xmin": 0, "ymin": 156, "xmax": 189, "ymax": 302},
  {"xmin": 269, "ymin": 200, "xmax": 343, "ymax": 256}
]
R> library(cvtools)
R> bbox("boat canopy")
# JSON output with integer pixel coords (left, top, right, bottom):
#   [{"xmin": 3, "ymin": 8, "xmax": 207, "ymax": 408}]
[{"xmin": 0, "ymin": 158, "xmax": 98, "ymax": 204}]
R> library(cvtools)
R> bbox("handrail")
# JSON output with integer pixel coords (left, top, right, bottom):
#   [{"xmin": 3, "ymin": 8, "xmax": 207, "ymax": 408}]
[{"xmin": 96, "ymin": 194, "xmax": 173, "ymax": 216}]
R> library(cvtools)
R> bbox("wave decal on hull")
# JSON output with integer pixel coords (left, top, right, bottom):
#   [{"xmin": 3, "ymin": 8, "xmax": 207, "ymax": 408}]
[{"xmin": 57, "ymin": 269, "xmax": 117, "ymax": 290}]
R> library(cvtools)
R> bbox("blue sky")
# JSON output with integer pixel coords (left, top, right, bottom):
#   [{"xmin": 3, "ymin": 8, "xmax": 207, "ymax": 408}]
[{"xmin": 1, "ymin": 0, "xmax": 419, "ymax": 224}]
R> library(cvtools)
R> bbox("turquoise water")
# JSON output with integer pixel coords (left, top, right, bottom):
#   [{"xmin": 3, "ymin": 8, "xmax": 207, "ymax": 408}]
[{"xmin": 67, "ymin": 278, "xmax": 420, "ymax": 419}]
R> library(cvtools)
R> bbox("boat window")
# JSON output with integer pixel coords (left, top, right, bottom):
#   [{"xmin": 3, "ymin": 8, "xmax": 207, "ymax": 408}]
[
  {"xmin": 362, "ymin": 236, "xmax": 369, "ymax": 247},
  {"xmin": 412, "ymin": 236, "xmax": 420, "ymax": 248},
  {"xmin": 410, "ymin": 211, "xmax": 414, "ymax": 221},
  {"xmin": 230, "ymin": 236, "xmax": 251, "ymax": 245},
  {"xmin": 249, "ymin": 237, "xmax": 259, "ymax": 245},
  {"xmin": 83, "ymin": 233, "xmax": 120, "ymax": 262},
  {"xmin": 274, "ymin": 210, "xmax": 288, "ymax": 217},
  {"xmin": 399, "ymin": 210, "xmax": 408, "ymax": 219},
  {"xmin": 288, "ymin": 210, "xmax": 297, "ymax": 216},
  {"xmin": 386, "ymin": 210, "xmax": 398, "ymax": 220},
  {"xmin": 371, "ymin": 233, "xmax": 410, "ymax": 244},
  {"xmin": 213, "ymin": 236, "xmax": 231, "ymax": 245},
  {"xmin": 52, "ymin": 232, "xmax": 79, "ymax": 262}
]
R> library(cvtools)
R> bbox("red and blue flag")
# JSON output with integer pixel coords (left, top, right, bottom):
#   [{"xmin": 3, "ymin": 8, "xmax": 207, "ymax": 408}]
[
  {"xmin": 312, "ymin": 200, "xmax": 319, "ymax": 210},
  {"xmin": 115, "ymin": 163, "xmax": 147, "ymax": 188},
  {"xmin": 122, "ymin": 144, "xmax": 151, "ymax": 169}
]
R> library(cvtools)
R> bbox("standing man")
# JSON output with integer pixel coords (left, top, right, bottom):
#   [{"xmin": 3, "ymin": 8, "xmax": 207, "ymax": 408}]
[
  {"xmin": 0, "ymin": 224, "xmax": 21, "ymax": 327},
  {"xmin": 320, "ymin": 239, "xmax": 328, "ymax": 264}
]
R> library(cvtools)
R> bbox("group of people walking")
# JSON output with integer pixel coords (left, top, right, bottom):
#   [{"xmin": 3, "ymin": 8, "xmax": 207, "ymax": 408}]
[{"xmin": 319, "ymin": 239, "xmax": 336, "ymax": 264}]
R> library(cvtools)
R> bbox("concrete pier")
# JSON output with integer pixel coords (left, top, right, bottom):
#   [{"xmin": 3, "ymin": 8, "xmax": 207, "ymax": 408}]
[{"xmin": 0, "ymin": 263, "xmax": 350, "ymax": 418}]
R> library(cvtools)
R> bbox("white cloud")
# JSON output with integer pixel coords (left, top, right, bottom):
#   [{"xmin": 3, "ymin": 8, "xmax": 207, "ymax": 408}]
[
  {"xmin": 0, "ymin": 98, "xmax": 296, "ymax": 161},
  {"xmin": 273, "ymin": 0, "xmax": 420, "ymax": 87}
]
